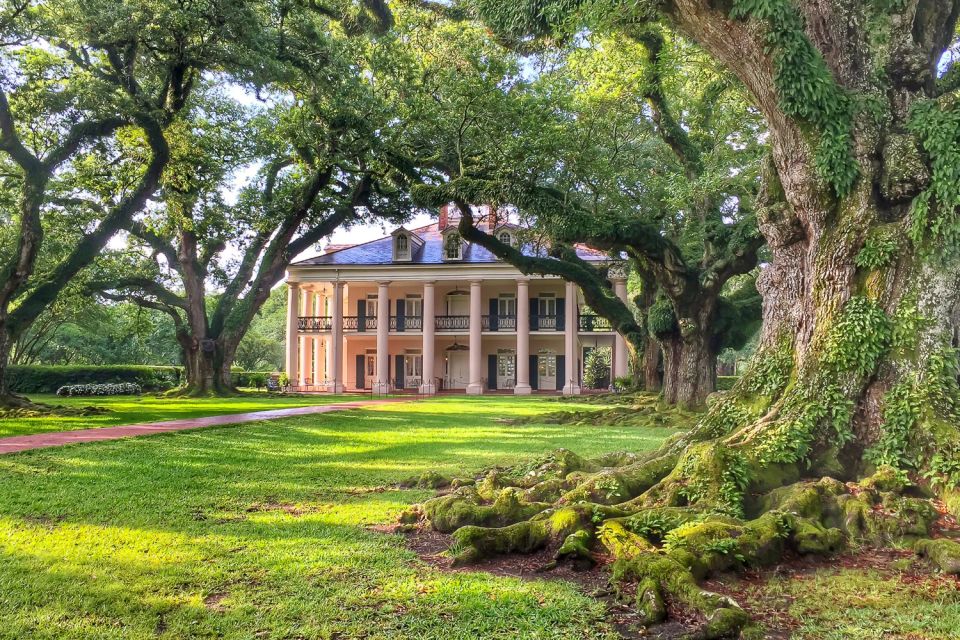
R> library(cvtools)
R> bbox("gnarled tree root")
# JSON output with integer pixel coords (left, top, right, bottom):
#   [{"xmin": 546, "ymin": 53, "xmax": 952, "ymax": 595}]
[{"xmin": 402, "ymin": 448, "xmax": 951, "ymax": 638}]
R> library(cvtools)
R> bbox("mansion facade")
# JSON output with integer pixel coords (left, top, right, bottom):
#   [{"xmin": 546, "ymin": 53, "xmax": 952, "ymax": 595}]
[{"xmin": 284, "ymin": 207, "xmax": 630, "ymax": 395}]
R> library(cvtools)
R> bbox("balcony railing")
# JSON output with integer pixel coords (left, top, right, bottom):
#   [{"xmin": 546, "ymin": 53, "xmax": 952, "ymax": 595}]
[
  {"xmin": 578, "ymin": 314, "xmax": 613, "ymax": 332},
  {"xmin": 299, "ymin": 311, "xmax": 614, "ymax": 333},
  {"xmin": 390, "ymin": 315, "xmax": 424, "ymax": 331},
  {"xmin": 531, "ymin": 314, "xmax": 561, "ymax": 331},
  {"xmin": 482, "ymin": 314, "xmax": 517, "ymax": 331},
  {"xmin": 435, "ymin": 315, "xmax": 470, "ymax": 331},
  {"xmin": 298, "ymin": 316, "xmax": 332, "ymax": 332}
]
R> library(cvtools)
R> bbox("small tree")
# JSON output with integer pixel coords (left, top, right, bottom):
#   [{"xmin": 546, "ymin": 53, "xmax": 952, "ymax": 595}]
[{"xmin": 582, "ymin": 347, "xmax": 611, "ymax": 390}]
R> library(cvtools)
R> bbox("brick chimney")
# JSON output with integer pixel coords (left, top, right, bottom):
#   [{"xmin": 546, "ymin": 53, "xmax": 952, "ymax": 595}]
[{"xmin": 439, "ymin": 203, "xmax": 450, "ymax": 230}]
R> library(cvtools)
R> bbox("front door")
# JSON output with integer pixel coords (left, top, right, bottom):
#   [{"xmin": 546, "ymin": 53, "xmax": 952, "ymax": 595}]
[
  {"xmin": 446, "ymin": 351, "xmax": 469, "ymax": 389},
  {"xmin": 497, "ymin": 351, "xmax": 516, "ymax": 389},
  {"xmin": 364, "ymin": 353, "xmax": 376, "ymax": 389},
  {"xmin": 404, "ymin": 352, "xmax": 423, "ymax": 388},
  {"xmin": 538, "ymin": 353, "xmax": 557, "ymax": 390}
]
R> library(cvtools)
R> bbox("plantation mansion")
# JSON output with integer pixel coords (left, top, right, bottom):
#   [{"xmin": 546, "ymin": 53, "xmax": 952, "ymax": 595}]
[{"xmin": 284, "ymin": 206, "xmax": 630, "ymax": 395}]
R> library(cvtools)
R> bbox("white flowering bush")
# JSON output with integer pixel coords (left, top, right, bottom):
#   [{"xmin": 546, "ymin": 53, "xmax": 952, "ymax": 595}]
[{"xmin": 56, "ymin": 383, "xmax": 142, "ymax": 397}]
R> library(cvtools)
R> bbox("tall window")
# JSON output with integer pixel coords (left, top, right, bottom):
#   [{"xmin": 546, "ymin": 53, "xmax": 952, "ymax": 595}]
[{"xmin": 444, "ymin": 233, "xmax": 462, "ymax": 260}]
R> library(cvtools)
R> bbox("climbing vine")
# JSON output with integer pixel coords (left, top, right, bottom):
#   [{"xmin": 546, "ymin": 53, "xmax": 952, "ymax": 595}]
[{"xmin": 730, "ymin": 0, "xmax": 858, "ymax": 197}]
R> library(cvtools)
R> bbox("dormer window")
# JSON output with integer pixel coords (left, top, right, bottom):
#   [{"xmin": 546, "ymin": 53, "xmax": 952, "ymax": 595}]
[
  {"xmin": 396, "ymin": 233, "xmax": 409, "ymax": 259},
  {"xmin": 391, "ymin": 226, "xmax": 422, "ymax": 262},
  {"xmin": 498, "ymin": 231, "xmax": 513, "ymax": 246},
  {"xmin": 443, "ymin": 232, "xmax": 463, "ymax": 260}
]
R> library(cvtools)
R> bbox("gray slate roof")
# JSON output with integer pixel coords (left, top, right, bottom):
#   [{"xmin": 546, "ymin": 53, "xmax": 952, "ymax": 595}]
[{"xmin": 294, "ymin": 223, "xmax": 607, "ymax": 266}]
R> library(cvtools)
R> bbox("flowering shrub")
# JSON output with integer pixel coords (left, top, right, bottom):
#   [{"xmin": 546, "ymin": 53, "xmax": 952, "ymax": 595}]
[{"xmin": 56, "ymin": 383, "xmax": 142, "ymax": 397}]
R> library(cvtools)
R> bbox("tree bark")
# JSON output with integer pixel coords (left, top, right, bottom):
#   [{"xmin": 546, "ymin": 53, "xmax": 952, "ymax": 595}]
[
  {"xmin": 660, "ymin": 329, "xmax": 715, "ymax": 408},
  {"xmin": 660, "ymin": 0, "xmax": 960, "ymax": 454},
  {"xmin": 643, "ymin": 335, "xmax": 662, "ymax": 392}
]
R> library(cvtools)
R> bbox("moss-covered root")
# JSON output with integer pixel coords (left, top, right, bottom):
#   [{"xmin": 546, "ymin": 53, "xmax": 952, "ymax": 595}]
[
  {"xmin": 915, "ymin": 538, "xmax": 960, "ymax": 575},
  {"xmin": 448, "ymin": 503, "xmax": 626, "ymax": 566},
  {"xmin": 408, "ymin": 486, "xmax": 553, "ymax": 533},
  {"xmin": 613, "ymin": 552, "xmax": 749, "ymax": 638}
]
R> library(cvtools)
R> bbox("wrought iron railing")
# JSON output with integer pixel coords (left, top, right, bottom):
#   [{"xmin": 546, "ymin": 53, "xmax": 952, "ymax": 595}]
[
  {"xmin": 531, "ymin": 314, "xmax": 560, "ymax": 331},
  {"xmin": 299, "ymin": 313, "xmax": 606, "ymax": 333},
  {"xmin": 390, "ymin": 316, "xmax": 423, "ymax": 331},
  {"xmin": 481, "ymin": 315, "xmax": 517, "ymax": 331},
  {"xmin": 578, "ymin": 314, "xmax": 613, "ymax": 332},
  {"xmin": 298, "ymin": 316, "xmax": 332, "ymax": 332},
  {"xmin": 435, "ymin": 315, "xmax": 470, "ymax": 331}
]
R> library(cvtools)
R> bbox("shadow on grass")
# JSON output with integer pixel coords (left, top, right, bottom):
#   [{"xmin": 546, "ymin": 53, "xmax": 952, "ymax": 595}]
[{"xmin": 0, "ymin": 399, "xmax": 681, "ymax": 639}]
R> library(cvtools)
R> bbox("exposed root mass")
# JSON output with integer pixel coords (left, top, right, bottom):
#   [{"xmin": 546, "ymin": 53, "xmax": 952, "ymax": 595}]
[{"xmin": 401, "ymin": 446, "xmax": 960, "ymax": 638}]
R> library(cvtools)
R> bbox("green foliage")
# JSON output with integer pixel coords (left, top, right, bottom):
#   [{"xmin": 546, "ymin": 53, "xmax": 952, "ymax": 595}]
[
  {"xmin": 582, "ymin": 347, "xmax": 611, "ymax": 389},
  {"xmin": 730, "ymin": 0, "xmax": 858, "ymax": 196},
  {"xmin": 867, "ymin": 348, "xmax": 960, "ymax": 476},
  {"xmin": 907, "ymin": 97, "xmax": 960, "ymax": 254},
  {"xmin": 7, "ymin": 365, "xmax": 182, "ymax": 393},
  {"xmin": 647, "ymin": 297, "xmax": 678, "ymax": 339},
  {"xmin": 741, "ymin": 336, "xmax": 794, "ymax": 397},
  {"xmin": 868, "ymin": 381, "xmax": 923, "ymax": 469},
  {"xmin": 821, "ymin": 296, "xmax": 892, "ymax": 378},
  {"xmin": 756, "ymin": 297, "xmax": 892, "ymax": 465},
  {"xmin": 718, "ymin": 450, "xmax": 751, "ymax": 518},
  {"xmin": 922, "ymin": 454, "xmax": 960, "ymax": 493},
  {"xmin": 56, "ymin": 383, "xmax": 141, "ymax": 397},
  {"xmin": 697, "ymin": 393, "xmax": 759, "ymax": 438},
  {"xmin": 855, "ymin": 229, "xmax": 900, "ymax": 270},
  {"xmin": 625, "ymin": 510, "xmax": 687, "ymax": 544}
]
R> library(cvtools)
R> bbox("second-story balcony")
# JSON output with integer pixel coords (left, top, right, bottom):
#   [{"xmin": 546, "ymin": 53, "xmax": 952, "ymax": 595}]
[
  {"xmin": 435, "ymin": 315, "xmax": 469, "ymax": 331},
  {"xmin": 578, "ymin": 314, "xmax": 613, "ymax": 332},
  {"xmin": 297, "ymin": 310, "xmax": 613, "ymax": 333}
]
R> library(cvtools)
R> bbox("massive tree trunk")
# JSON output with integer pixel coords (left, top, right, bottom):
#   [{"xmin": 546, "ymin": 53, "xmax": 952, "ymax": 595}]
[
  {"xmin": 642, "ymin": 334, "xmax": 662, "ymax": 392},
  {"xmin": 178, "ymin": 336, "xmax": 237, "ymax": 396},
  {"xmin": 660, "ymin": 327, "xmax": 715, "ymax": 408},
  {"xmin": 418, "ymin": 1, "xmax": 960, "ymax": 637}
]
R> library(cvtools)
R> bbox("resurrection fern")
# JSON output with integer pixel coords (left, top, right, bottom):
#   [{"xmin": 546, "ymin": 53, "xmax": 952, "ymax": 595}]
[
  {"xmin": 730, "ymin": 0, "xmax": 858, "ymax": 197},
  {"xmin": 855, "ymin": 230, "xmax": 899, "ymax": 270},
  {"xmin": 908, "ymin": 97, "xmax": 960, "ymax": 255},
  {"xmin": 821, "ymin": 296, "xmax": 892, "ymax": 378},
  {"xmin": 742, "ymin": 336, "xmax": 794, "ymax": 397},
  {"xmin": 756, "ymin": 297, "xmax": 891, "ymax": 464}
]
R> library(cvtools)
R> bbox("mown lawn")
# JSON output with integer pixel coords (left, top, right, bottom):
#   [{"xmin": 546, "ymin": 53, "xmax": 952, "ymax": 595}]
[
  {"xmin": 0, "ymin": 393, "xmax": 370, "ymax": 438},
  {"xmin": 739, "ymin": 563, "xmax": 960, "ymax": 639},
  {"xmin": 0, "ymin": 396, "xmax": 678, "ymax": 640}
]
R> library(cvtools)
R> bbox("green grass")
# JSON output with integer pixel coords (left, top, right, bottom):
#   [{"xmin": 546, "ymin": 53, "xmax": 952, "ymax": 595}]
[
  {"xmin": 0, "ymin": 393, "xmax": 370, "ymax": 438},
  {"xmin": 741, "ymin": 566, "xmax": 960, "ymax": 639},
  {"xmin": 0, "ymin": 396, "xmax": 678, "ymax": 640}
]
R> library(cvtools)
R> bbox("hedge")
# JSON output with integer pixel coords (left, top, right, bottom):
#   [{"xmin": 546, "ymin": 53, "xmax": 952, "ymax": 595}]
[
  {"xmin": 8, "ymin": 365, "xmax": 183, "ymax": 394},
  {"xmin": 8, "ymin": 365, "xmax": 276, "ymax": 394}
]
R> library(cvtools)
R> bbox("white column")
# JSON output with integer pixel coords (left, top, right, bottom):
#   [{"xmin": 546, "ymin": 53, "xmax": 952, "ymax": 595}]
[
  {"xmin": 466, "ymin": 279, "xmax": 484, "ymax": 395},
  {"xmin": 420, "ymin": 281, "xmax": 437, "ymax": 394},
  {"xmin": 613, "ymin": 278, "xmax": 629, "ymax": 380},
  {"xmin": 328, "ymin": 282, "xmax": 344, "ymax": 393},
  {"xmin": 312, "ymin": 291, "xmax": 323, "ymax": 388},
  {"xmin": 563, "ymin": 280, "xmax": 581, "ymax": 395},
  {"xmin": 299, "ymin": 291, "xmax": 313, "ymax": 387},
  {"xmin": 285, "ymin": 282, "xmax": 300, "ymax": 389},
  {"xmin": 374, "ymin": 281, "xmax": 391, "ymax": 393},
  {"xmin": 514, "ymin": 278, "xmax": 531, "ymax": 395}
]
